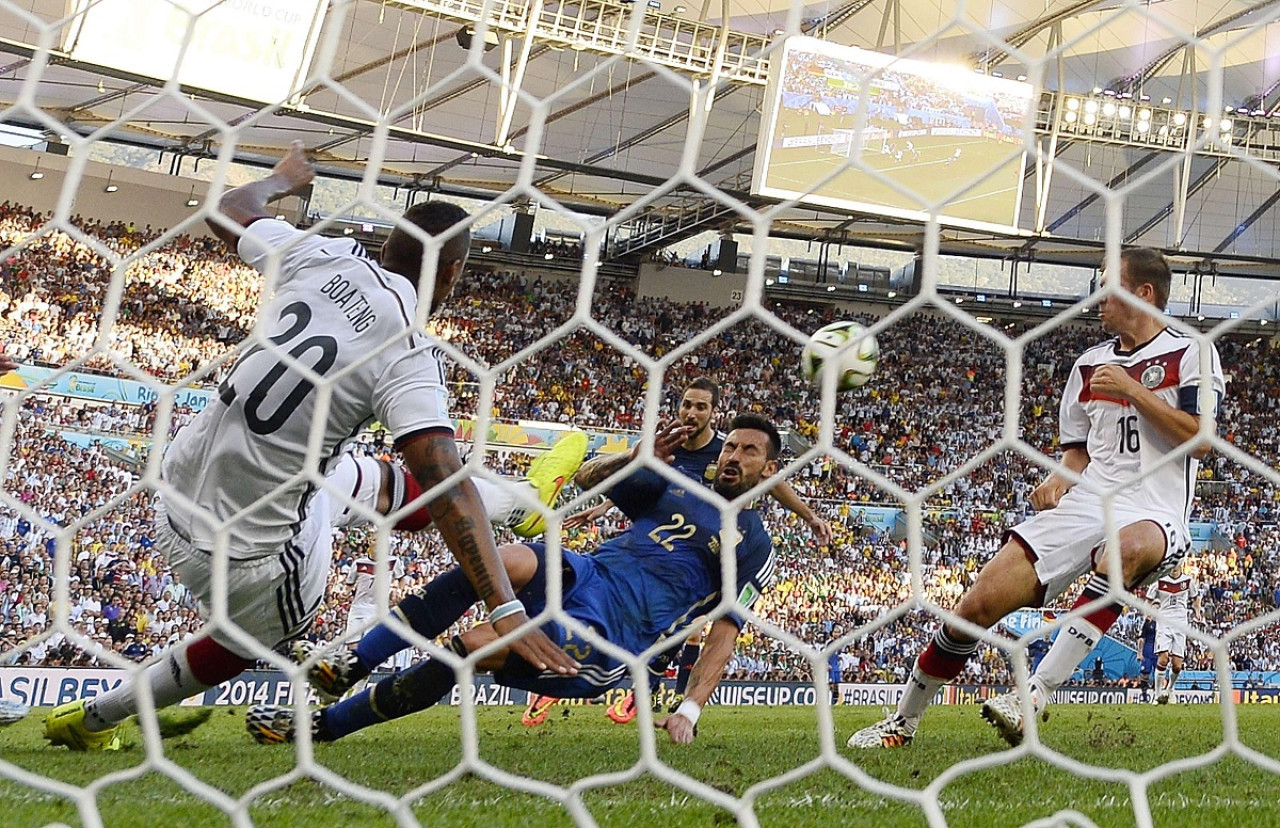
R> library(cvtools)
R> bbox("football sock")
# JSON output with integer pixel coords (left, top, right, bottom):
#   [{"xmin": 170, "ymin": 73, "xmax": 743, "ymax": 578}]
[
  {"xmin": 1153, "ymin": 670, "xmax": 1166, "ymax": 696},
  {"xmin": 85, "ymin": 635, "xmax": 254, "ymax": 731},
  {"xmin": 673, "ymin": 643, "xmax": 700, "ymax": 695},
  {"xmin": 1032, "ymin": 575, "xmax": 1120, "ymax": 696},
  {"xmin": 473, "ymin": 477, "xmax": 522, "ymax": 527},
  {"xmin": 1168, "ymin": 668, "xmax": 1181, "ymax": 693},
  {"xmin": 321, "ymin": 657, "xmax": 456, "ymax": 740},
  {"xmin": 900, "ymin": 629, "xmax": 977, "ymax": 720},
  {"xmin": 353, "ymin": 567, "xmax": 479, "ymax": 674},
  {"xmin": 391, "ymin": 466, "xmax": 523, "ymax": 531}
]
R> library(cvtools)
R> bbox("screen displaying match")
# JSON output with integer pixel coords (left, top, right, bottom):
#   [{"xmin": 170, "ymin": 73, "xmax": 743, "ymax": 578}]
[{"xmin": 752, "ymin": 37, "xmax": 1035, "ymax": 233}]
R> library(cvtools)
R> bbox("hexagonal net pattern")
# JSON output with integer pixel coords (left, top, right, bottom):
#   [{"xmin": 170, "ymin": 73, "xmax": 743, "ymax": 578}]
[{"xmin": 2, "ymin": 0, "xmax": 1280, "ymax": 825}]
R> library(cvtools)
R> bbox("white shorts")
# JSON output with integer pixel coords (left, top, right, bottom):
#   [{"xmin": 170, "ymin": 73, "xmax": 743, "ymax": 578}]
[
  {"xmin": 325, "ymin": 454, "xmax": 386, "ymax": 528},
  {"xmin": 1008, "ymin": 485, "xmax": 1190, "ymax": 603},
  {"xmin": 1155, "ymin": 625, "xmax": 1187, "ymax": 658},
  {"xmin": 156, "ymin": 494, "xmax": 333, "ymax": 659},
  {"xmin": 343, "ymin": 604, "xmax": 378, "ymax": 645}
]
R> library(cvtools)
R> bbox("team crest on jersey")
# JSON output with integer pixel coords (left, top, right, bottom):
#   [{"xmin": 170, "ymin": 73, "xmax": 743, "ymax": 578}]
[
  {"xmin": 1140, "ymin": 364, "xmax": 1165, "ymax": 389},
  {"xmin": 703, "ymin": 462, "xmax": 718, "ymax": 481},
  {"xmin": 708, "ymin": 536, "xmax": 720, "ymax": 556}
]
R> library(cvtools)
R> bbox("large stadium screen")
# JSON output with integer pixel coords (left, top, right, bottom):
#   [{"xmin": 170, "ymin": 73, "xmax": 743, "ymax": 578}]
[
  {"xmin": 64, "ymin": 0, "xmax": 327, "ymax": 105},
  {"xmin": 752, "ymin": 37, "xmax": 1035, "ymax": 233}
]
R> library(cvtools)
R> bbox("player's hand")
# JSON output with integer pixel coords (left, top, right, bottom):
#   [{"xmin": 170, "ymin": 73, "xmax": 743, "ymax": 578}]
[
  {"xmin": 491, "ymin": 612, "xmax": 580, "ymax": 676},
  {"xmin": 808, "ymin": 517, "xmax": 833, "ymax": 547},
  {"xmin": 643, "ymin": 419, "xmax": 693, "ymax": 465},
  {"xmin": 270, "ymin": 140, "xmax": 316, "ymax": 195},
  {"xmin": 564, "ymin": 502, "xmax": 611, "ymax": 529},
  {"xmin": 656, "ymin": 713, "xmax": 697, "ymax": 744},
  {"xmin": 0, "ymin": 351, "xmax": 17, "ymax": 373},
  {"xmin": 1030, "ymin": 474, "xmax": 1071, "ymax": 511},
  {"xmin": 1088, "ymin": 364, "xmax": 1142, "ymax": 402}
]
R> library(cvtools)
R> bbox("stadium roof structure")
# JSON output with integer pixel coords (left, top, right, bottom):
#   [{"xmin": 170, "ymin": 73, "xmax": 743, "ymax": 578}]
[{"xmin": 3, "ymin": 0, "xmax": 1280, "ymax": 277}]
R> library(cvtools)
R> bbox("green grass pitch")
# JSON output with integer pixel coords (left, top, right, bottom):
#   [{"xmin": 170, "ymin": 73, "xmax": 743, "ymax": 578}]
[{"xmin": 1, "ymin": 704, "xmax": 1278, "ymax": 826}]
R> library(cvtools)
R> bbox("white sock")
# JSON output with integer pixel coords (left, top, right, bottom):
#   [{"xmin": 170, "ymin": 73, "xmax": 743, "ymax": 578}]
[
  {"xmin": 1031, "ymin": 618, "xmax": 1103, "ymax": 698},
  {"xmin": 473, "ymin": 477, "xmax": 524, "ymax": 526},
  {"xmin": 1167, "ymin": 669, "xmax": 1180, "ymax": 694},
  {"xmin": 84, "ymin": 641, "xmax": 217, "ymax": 731},
  {"xmin": 897, "ymin": 659, "xmax": 945, "ymax": 722},
  {"xmin": 1154, "ymin": 669, "xmax": 1167, "ymax": 696}
]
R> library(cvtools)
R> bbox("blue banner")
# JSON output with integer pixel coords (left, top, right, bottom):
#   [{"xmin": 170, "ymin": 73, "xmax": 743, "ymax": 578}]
[{"xmin": 4, "ymin": 363, "xmax": 214, "ymax": 411}]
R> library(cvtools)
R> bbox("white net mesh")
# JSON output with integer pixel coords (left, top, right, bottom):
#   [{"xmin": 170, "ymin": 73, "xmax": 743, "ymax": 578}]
[{"xmin": 1, "ymin": 0, "xmax": 1279, "ymax": 825}]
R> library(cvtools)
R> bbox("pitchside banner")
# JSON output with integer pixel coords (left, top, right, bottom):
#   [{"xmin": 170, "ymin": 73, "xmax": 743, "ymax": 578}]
[{"xmin": 0, "ymin": 669, "xmax": 1261, "ymax": 708}]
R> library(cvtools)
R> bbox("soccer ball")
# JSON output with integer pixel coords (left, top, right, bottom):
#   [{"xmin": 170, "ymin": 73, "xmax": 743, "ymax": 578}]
[{"xmin": 800, "ymin": 321, "xmax": 879, "ymax": 391}]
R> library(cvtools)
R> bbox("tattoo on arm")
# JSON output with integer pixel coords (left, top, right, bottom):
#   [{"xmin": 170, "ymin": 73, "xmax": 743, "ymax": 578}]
[{"xmin": 575, "ymin": 451, "xmax": 633, "ymax": 490}]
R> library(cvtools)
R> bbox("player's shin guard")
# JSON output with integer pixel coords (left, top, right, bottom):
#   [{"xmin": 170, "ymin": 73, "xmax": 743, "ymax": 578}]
[
  {"xmin": 321, "ymin": 657, "xmax": 456, "ymax": 740},
  {"xmin": 900, "ymin": 629, "xmax": 978, "ymax": 719},
  {"xmin": 1032, "ymin": 574, "xmax": 1121, "ymax": 698},
  {"xmin": 353, "ymin": 568, "xmax": 479, "ymax": 674}
]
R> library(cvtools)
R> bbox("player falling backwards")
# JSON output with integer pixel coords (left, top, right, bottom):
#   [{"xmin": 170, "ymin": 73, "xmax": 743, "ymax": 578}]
[
  {"xmin": 245, "ymin": 415, "xmax": 781, "ymax": 745},
  {"xmin": 525, "ymin": 377, "xmax": 831, "ymax": 726},
  {"xmin": 42, "ymin": 142, "xmax": 579, "ymax": 751},
  {"xmin": 849, "ymin": 247, "xmax": 1224, "ymax": 749},
  {"xmin": 1146, "ymin": 562, "xmax": 1203, "ymax": 704}
]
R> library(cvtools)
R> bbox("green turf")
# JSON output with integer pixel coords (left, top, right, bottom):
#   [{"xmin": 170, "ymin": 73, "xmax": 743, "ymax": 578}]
[{"xmin": 1, "ymin": 703, "xmax": 1278, "ymax": 826}]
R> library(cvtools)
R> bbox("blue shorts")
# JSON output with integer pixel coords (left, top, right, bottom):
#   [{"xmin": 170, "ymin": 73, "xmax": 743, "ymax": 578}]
[
  {"xmin": 1141, "ymin": 636, "xmax": 1157, "ymax": 672},
  {"xmin": 494, "ymin": 544, "xmax": 630, "ymax": 699}
]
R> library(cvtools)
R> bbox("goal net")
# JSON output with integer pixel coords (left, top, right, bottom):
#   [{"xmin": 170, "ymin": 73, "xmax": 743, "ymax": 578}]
[{"xmin": 0, "ymin": 0, "xmax": 1278, "ymax": 825}]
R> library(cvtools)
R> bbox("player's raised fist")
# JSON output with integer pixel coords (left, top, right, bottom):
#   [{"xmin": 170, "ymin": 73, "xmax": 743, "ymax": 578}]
[{"xmin": 271, "ymin": 140, "xmax": 315, "ymax": 195}]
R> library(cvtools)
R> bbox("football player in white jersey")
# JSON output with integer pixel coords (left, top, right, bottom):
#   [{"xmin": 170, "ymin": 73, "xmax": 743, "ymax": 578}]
[
  {"xmin": 1146, "ymin": 562, "xmax": 1203, "ymax": 703},
  {"xmin": 43, "ymin": 142, "xmax": 578, "ymax": 751},
  {"xmin": 850, "ymin": 247, "xmax": 1225, "ymax": 750}
]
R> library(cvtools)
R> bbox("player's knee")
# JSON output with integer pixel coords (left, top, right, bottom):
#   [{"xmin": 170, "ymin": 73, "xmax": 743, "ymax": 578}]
[
  {"xmin": 499, "ymin": 543, "xmax": 539, "ymax": 591},
  {"xmin": 955, "ymin": 588, "xmax": 1003, "ymax": 629}
]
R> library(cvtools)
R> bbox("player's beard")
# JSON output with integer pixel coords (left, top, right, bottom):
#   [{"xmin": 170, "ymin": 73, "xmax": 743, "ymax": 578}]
[{"xmin": 712, "ymin": 465, "xmax": 751, "ymax": 499}]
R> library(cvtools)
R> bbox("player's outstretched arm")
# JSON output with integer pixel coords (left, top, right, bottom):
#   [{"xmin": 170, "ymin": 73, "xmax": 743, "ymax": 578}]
[
  {"xmin": 656, "ymin": 617, "xmax": 738, "ymax": 744},
  {"xmin": 575, "ymin": 420, "xmax": 691, "ymax": 490},
  {"xmin": 207, "ymin": 140, "xmax": 315, "ymax": 247},
  {"xmin": 564, "ymin": 498, "xmax": 616, "ymax": 529},
  {"xmin": 401, "ymin": 431, "xmax": 578, "ymax": 676},
  {"xmin": 768, "ymin": 480, "xmax": 832, "ymax": 547}
]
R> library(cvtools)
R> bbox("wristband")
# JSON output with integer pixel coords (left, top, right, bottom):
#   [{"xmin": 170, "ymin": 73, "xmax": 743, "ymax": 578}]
[
  {"xmin": 675, "ymin": 698, "xmax": 702, "ymax": 726},
  {"xmin": 488, "ymin": 600, "xmax": 525, "ymax": 625}
]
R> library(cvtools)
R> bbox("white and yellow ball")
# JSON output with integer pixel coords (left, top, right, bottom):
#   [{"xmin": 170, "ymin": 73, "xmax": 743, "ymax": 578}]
[{"xmin": 800, "ymin": 321, "xmax": 879, "ymax": 391}]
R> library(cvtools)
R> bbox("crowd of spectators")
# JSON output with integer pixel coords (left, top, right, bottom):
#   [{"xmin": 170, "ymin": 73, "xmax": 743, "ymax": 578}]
[{"xmin": 1, "ymin": 204, "xmax": 1279, "ymax": 688}]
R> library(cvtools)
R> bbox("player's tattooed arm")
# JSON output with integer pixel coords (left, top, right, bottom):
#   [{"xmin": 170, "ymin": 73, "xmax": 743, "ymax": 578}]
[
  {"xmin": 402, "ymin": 431, "xmax": 579, "ymax": 676},
  {"xmin": 575, "ymin": 419, "xmax": 692, "ymax": 490}
]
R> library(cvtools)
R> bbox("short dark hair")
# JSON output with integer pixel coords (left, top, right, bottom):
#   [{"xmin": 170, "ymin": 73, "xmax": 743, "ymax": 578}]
[
  {"xmin": 1120, "ymin": 247, "xmax": 1171, "ymax": 310},
  {"xmin": 382, "ymin": 201, "xmax": 470, "ymax": 279},
  {"xmin": 685, "ymin": 376, "xmax": 721, "ymax": 409},
  {"xmin": 727, "ymin": 414, "xmax": 780, "ymax": 460}
]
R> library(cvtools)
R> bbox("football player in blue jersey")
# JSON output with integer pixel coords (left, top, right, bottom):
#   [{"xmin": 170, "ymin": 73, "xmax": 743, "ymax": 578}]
[
  {"xmin": 554, "ymin": 377, "xmax": 831, "ymax": 726},
  {"xmin": 246, "ymin": 414, "xmax": 783, "ymax": 745}
]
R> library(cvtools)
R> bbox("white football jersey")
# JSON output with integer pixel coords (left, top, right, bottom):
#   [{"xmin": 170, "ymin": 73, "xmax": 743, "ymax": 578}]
[
  {"xmin": 346, "ymin": 554, "xmax": 406, "ymax": 618},
  {"xmin": 1147, "ymin": 573, "xmax": 1197, "ymax": 623},
  {"xmin": 163, "ymin": 219, "xmax": 453, "ymax": 559},
  {"xmin": 1059, "ymin": 328, "xmax": 1225, "ymax": 526}
]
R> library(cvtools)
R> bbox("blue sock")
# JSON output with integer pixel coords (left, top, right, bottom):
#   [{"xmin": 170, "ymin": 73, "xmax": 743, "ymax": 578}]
[
  {"xmin": 353, "ymin": 567, "xmax": 478, "ymax": 673},
  {"xmin": 321, "ymin": 658, "xmax": 454, "ymax": 740}
]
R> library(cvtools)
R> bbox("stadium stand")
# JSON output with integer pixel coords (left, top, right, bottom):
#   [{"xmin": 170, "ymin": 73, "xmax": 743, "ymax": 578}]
[{"xmin": 2, "ymin": 204, "xmax": 1278, "ymax": 686}]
